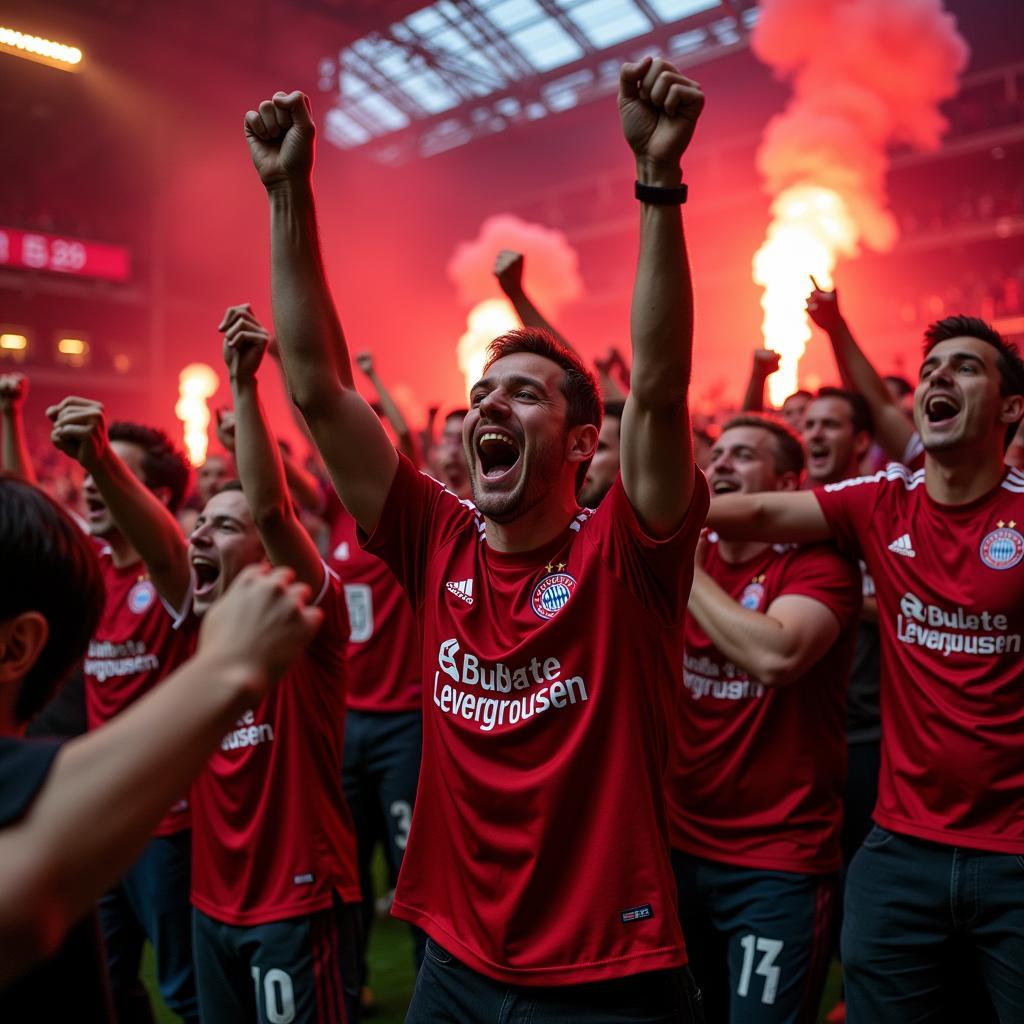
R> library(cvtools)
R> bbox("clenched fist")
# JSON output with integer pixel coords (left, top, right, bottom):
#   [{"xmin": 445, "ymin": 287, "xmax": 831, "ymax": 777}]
[
  {"xmin": 244, "ymin": 91, "xmax": 315, "ymax": 191},
  {"xmin": 46, "ymin": 396, "xmax": 110, "ymax": 469},
  {"xmin": 0, "ymin": 372, "xmax": 28, "ymax": 413},
  {"xmin": 219, "ymin": 304, "xmax": 270, "ymax": 384},
  {"xmin": 493, "ymin": 250, "xmax": 524, "ymax": 296},
  {"xmin": 619, "ymin": 57, "xmax": 705, "ymax": 177}
]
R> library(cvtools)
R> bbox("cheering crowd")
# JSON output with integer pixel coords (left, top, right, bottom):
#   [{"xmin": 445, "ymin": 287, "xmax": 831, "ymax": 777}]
[{"xmin": 1, "ymin": 55, "xmax": 1022, "ymax": 1024}]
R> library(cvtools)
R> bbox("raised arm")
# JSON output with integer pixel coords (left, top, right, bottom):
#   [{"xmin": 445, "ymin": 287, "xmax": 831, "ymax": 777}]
[
  {"xmin": 221, "ymin": 304, "xmax": 324, "ymax": 591},
  {"xmin": 807, "ymin": 280, "xmax": 914, "ymax": 460},
  {"xmin": 47, "ymin": 397, "xmax": 190, "ymax": 608},
  {"xmin": 617, "ymin": 57, "xmax": 705, "ymax": 536},
  {"xmin": 493, "ymin": 249, "xmax": 575, "ymax": 353},
  {"xmin": 0, "ymin": 565, "xmax": 321, "ymax": 986},
  {"xmin": 741, "ymin": 348, "xmax": 781, "ymax": 413},
  {"xmin": 0, "ymin": 373, "xmax": 37, "ymax": 484},
  {"xmin": 244, "ymin": 91, "xmax": 397, "ymax": 534},
  {"xmin": 355, "ymin": 351, "xmax": 419, "ymax": 464},
  {"xmin": 706, "ymin": 489, "xmax": 832, "ymax": 544}
]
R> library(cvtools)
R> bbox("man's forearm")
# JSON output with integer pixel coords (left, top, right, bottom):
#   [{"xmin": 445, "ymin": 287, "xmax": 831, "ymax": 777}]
[
  {"xmin": 268, "ymin": 182, "xmax": 353, "ymax": 408},
  {"xmin": 742, "ymin": 371, "xmax": 767, "ymax": 413},
  {"xmin": 689, "ymin": 570, "xmax": 792, "ymax": 684},
  {"xmin": 89, "ymin": 449, "xmax": 187, "ymax": 586},
  {"xmin": 629, "ymin": 162, "xmax": 691, "ymax": 406},
  {"xmin": 231, "ymin": 380, "xmax": 291, "ymax": 524},
  {"xmin": 827, "ymin": 320, "xmax": 913, "ymax": 460},
  {"xmin": 505, "ymin": 288, "xmax": 574, "ymax": 353},
  {"xmin": 366, "ymin": 371, "xmax": 418, "ymax": 464},
  {"xmin": 1, "ymin": 409, "xmax": 36, "ymax": 484}
]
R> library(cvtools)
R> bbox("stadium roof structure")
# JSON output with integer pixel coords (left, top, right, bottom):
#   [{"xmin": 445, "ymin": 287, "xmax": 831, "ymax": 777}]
[{"xmin": 314, "ymin": 0, "xmax": 759, "ymax": 163}]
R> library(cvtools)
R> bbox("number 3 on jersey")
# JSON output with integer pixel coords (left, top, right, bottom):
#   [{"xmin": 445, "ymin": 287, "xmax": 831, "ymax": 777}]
[
  {"xmin": 737, "ymin": 934, "xmax": 784, "ymax": 1005},
  {"xmin": 344, "ymin": 583, "xmax": 374, "ymax": 644}
]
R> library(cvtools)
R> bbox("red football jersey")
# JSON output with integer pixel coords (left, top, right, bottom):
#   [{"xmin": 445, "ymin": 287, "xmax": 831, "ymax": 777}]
[
  {"xmin": 189, "ymin": 572, "xmax": 361, "ymax": 925},
  {"xmin": 363, "ymin": 455, "xmax": 709, "ymax": 986},
  {"xmin": 328, "ymin": 504, "xmax": 421, "ymax": 712},
  {"xmin": 667, "ymin": 538, "xmax": 860, "ymax": 873},
  {"xmin": 816, "ymin": 464, "xmax": 1024, "ymax": 853},
  {"xmin": 83, "ymin": 549, "xmax": 196, "ymax": 835}
]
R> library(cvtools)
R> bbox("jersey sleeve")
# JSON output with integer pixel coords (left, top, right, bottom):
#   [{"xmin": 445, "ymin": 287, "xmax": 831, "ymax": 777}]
[
  {"xmin": 771, "ymin": 545, "xmax": 862, "ymax": 633},
  {"xmin": 589, "ymin": 467, "xmax": 710, "ymax": 626},
  {"xmin": 360, "ymin": 454, "xmax": 474, "ymax": 609},
  {"xmin": 813, "ymin": 475, "xmax": 886, "ymax": 560}
]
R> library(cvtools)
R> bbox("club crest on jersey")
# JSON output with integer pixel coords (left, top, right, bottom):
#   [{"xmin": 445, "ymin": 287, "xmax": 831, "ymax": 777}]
[
  {"xmin": 979, "ymin": 521, "xmax": 1024, "ymax": 571},
  {"xmin": 740, "ymin": 581, "xmax": 765, "ymax": 610},
  {"xmin": 127, "ymin": 579, "xmax": 156, "ymax": 614},
  {"xmin": 531, "ymin": 572, "xmax": 577, "ymax": 620}
]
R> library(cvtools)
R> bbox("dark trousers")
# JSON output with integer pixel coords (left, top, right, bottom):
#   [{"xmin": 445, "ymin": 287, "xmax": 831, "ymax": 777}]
[
  {"xmin": 672, "ymin": 850, "xmax": 835, "ymax": 1024},
  {"xmin": 192, "ymin": 898, "xmax": 363, "ymax": 1024},
  {"xmin": 342, "ymin": 709, "xmax": 425, "ymax": 980},
  {"xmin": 842, "ymin": 825, "xmax": 1024, "ymax": 1023},
  {"xmin": 98, "ymin": 830, "xmax": 197, "ymax": 1023},
  {"xmin": 406, "ymin": 939, "xmax": 705, "ymax": 1023}
]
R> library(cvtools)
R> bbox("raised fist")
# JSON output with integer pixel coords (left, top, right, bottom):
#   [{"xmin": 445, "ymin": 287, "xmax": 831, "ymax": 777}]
[
  {"xmin": 619, "ymin": 57, "xmax": 705, "ymax": 172},
  {"xmin": 46, "ymin": 396, "xmax": 109, "ymax": 469},
  {"xmin": 355, "ymin": 352, "xmax": 375, "ymax": 376},
  {"xmin": 0, "ymin": 372, "xmax": 28, "ymax": 412},
  {"xmin": 752, "ymin": 348, "xmax": 781, "ymax": 378},
  {"xmin": 215, "ymin": 408, "xmax": 237, "ymax": 453},
  {"xmin": 244, "ymin": 91, "xmax": 315, "ymax": 190},
  {"xmin": 493, "ymin": 250, "xmax": 524, "ymax": 296},
  {"xmin": 219, "ymin": 304, "xmax": 270, "ymax": 383},
  {"xmin": 806, "ymin": 277, "xmax": 844, "ymax": 335},
  {"xmin": 199, "ymin": 563, "xmax": 323, "ymax": 692}
]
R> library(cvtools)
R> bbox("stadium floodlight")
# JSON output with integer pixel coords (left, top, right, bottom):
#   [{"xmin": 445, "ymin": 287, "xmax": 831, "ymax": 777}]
[{"xmin": 0, "ymin": 25, "xmax": 83, "ymax": 72}]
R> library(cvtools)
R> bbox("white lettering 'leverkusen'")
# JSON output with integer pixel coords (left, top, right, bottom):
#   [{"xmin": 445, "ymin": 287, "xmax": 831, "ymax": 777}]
[
  {"xmin": 897, "ymin": 591, "xmax": 1021, "ymax": 657},
  {"xmin": 432, "ymin": 639, "xmax": 588, "ymax": 732}
]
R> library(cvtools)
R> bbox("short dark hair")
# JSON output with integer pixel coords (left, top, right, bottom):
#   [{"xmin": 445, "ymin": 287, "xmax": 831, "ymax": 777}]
[
  {"xmin": 923, "ymin": 315, "xmax": 1024, "ymax": 447},
  {"xmin": 483, "ymin": 328, "xmax": 602, "ymax": 490},
  {"xmin": 720, "ymin": 413, "xmax": 805, "ymax": 476},
  {"xmin": 814, "ymin": 386, "xmax": 875, "ymax": 438},
  {"xmin": 0, "ymin": 476, "xmax": 105, "ymax": 723},
  {"xmin": 108, "ymin": 422, "xmax": 191, "ymax": 513}
]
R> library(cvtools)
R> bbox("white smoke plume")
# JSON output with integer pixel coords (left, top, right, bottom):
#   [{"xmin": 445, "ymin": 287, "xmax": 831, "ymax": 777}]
[
  {"xmin": 447, "ymin": 214, "xmax": 583, "ymax": 397},
  {"xmin": 751, "ymin": 0, "xmax": 969, "ymax": 402}
]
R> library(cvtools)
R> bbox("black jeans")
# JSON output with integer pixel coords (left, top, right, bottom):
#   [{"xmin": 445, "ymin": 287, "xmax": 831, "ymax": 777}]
[
  {"xmin": 405, "ymin": 939, "xmax": 705, "ymax": 1023},
  {"xmin": 842, "ymin": 825, "xmax": 1024, "ymax": 1023}
]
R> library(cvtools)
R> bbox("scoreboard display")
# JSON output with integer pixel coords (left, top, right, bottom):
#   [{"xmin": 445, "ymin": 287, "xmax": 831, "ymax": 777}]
[{"xmin": 0, "ymin": 226, "xmax": 131, "ymax": 282}]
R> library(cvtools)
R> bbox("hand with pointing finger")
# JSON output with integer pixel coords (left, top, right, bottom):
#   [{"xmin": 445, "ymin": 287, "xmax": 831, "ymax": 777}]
[{"xmin": 806, "ymin": 276, "xmax": 845, "ymax": 336}]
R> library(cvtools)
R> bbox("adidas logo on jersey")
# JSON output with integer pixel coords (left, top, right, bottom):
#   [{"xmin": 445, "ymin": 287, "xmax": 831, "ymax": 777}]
[
  {"xmin": 888, "ymin": 533, "xmax": 916, "ymax": 558},
  {"xmin": 446, "ymin": 578, "xmax": 474, "ymax": 605}
]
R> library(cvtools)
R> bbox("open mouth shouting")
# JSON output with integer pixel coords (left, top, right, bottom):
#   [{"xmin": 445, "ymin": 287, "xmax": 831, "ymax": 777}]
[
  {"xmin": 711, "ymin": 476, "xmax": 741, "ymax": 496},
  {"xmin": 475, "ymin": 429, "xmax": 522, "ymax": 485},
  {"xmin": 191, "ymin": 554, "xmax": 221, "ymax": 601},
  {"xmin": 923, "ymin": 391, "xmax": 961, "ymax": 430},
  {"xmin": 807, "ymin": 442, "xmax": 832, "ymax": 471}
]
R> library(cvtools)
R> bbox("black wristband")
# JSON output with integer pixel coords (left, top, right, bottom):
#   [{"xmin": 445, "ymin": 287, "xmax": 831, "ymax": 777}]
[{"xmin": 635, "ymin": 180, "xmax": 688, "ymax": 205}]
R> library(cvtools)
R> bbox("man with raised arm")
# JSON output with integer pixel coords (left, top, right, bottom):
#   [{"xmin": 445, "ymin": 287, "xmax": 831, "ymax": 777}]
[
  {"xmin": 44, "ymin": 405, "xmax": 196, "ymax": 1024},
  {"xmin": 246, "ymin": 55, "xmax": 708, "ymax": 1022},
  {"xmin": 48, "ymin": 307, "xmax": 361, "ymax": 1023},
  {"xmin": 706, "ymin": 315, "xmax": 1024, "ymax": 1022},
  {"xmin": 0, "ymin": 473, "xmax": 321, "ymax": 1017}
]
